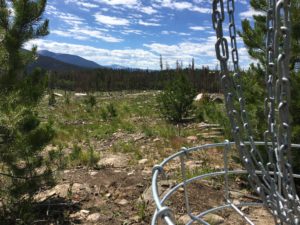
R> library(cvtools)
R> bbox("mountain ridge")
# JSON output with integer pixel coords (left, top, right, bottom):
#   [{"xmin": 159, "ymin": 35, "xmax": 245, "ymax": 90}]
[{"xmin": 38, "ymin": 50, "xmax": 103, "ymax": 69}]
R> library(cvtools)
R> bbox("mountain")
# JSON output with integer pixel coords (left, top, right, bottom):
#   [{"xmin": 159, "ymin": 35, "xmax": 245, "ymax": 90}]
[
  {"xmin": 28, "ymin": 54, "xmax": 86, "ymax": 72},
  {"xmin": 110, "ymin": 64, "xmax": 128, "ymax": 70},
  {"xmin": 38, "ymin": 50, "xmax": 102, "ymax": 69}
]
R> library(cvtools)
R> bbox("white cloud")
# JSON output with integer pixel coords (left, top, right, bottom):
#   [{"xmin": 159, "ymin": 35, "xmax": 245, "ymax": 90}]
[
  {"xmin": 24, "ymin": 39, "xmax": 160, "ymax": 69},
  {"xmin": 189, "ymin": 26, "xmax": 207, "ymax": 31},
  {"xmin": 94, "ymin": 13, "xmax": 130, "ymax": 26},
  {"xmin": 239, "ymin": 0, "xmax": 248, "ymax": 5},
  {"xmin": 94, "ymin": 0, "xmax": 139, "ymax": 7},
  {"xmin": 121, "ymin": 29, "xmax": 144, "ymax": 35},
  {"xmin": 65, "ymin": 0, "xmax": 98, "ymax": 10},
  {"xmin": 51, "ymin": 26, "xmax": 123, "ymax": 43},
  {"xmin": 240, "ymin": 6, "xmax": 265, "ymax": 20},
  {"xmin": 153, "ymin": 0, "xmax": 211, "ymax": 13},
  {"xmin": 161, "ymin": 30, "xmax": 190, "ymax": 36},
  {"xmin": 138, "ymin": 19, "xmax": 160, "ymax": 26},
  {"xmin": 24, "ymin": 36, "xmax": 251, "ymax": 70},
  {"xmin": 46, "ymin": 5, "xmax": 85, "ymax": 25},
  {"xmin": 140, "ymin": 6, "xmax": 157, "ymax": 15}
]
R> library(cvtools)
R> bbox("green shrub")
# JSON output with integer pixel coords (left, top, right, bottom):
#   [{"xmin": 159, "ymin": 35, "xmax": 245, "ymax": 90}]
[
  {"xmin": 100, "ymin": 103, "xmax": 118, "ymax": 121},
  {"xmin": 107, "ymin": 103, "xmax": 117, "ymax": 118},
  {"xmin": 100, "ymin": 107, "xmax": 109, "ymax": 120},
  {"xmin": 69, "ymin": 144, "xmax": 100, "ymax": 167},
  {"xmin": 48, "ymin": 92, "xmax": 56, "ymax": 106},
  {"xmin": 64, "ymin": 93, "xmax": 70, "ymax": 105},
  {"xmin": 157, "ymin": 74, "xmax": 196, "ymax": 123},
  {"xmin": 85, "ymin": 95, "xmax": 97, "ymax": 108}
]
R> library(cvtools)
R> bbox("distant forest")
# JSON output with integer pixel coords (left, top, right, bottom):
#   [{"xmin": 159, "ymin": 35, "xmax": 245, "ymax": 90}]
[{"xmin": 47, "ymin": 67, "xmax": 222, "ymax": 93}]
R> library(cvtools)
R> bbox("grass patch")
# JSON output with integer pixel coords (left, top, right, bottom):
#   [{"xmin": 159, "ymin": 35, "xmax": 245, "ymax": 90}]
[{"xmin": 68, "ymin": 144, "xmax": 100, "ymax": 167}]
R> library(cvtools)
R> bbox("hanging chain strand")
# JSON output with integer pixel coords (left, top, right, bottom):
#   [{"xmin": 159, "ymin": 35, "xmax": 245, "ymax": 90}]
[
  {"xmin": 213, "ymin": 0, "xmax": 271, "ymax": 205},
  {"xmin": 213, "ymin": 0, "xmax": 300, "ymax": 224},
  {"xmin": 274, "ymin": 0, "xmax": 300, "ymax": 223},
  {"xmin": 265, "ymin": 0, "xmax": 283, "ymax": 223}
]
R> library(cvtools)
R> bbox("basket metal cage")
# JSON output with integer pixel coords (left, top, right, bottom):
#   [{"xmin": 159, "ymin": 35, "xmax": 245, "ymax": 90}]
[{"xmin": 151, "ymin": 141, "xmax": 300, "ymax": 225}]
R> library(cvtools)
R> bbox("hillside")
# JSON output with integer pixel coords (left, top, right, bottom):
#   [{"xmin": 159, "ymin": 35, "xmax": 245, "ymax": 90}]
[
  {"xmin": 38, "ymin": 50, "xmax": 103, "ymax": 69},
  {"xmin": 28, "ymin": 54, "xmax": 86, "ymax": 72}
]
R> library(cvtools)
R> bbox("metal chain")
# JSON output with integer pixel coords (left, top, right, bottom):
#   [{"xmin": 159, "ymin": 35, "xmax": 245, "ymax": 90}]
[
  {"xmin": 212, "ymin": 0, "xmax": 300, "ymax": 224},
  {"xmin": 265, "ymin": 0, "xmax": 283, "ymax": 223},
  {"xmin": 274, "ymin": 0, "xmax": 300, "ymax": 223},
  {"xmin": 213, "ymin": 0, "xmax": 271, "ymax": 203}
]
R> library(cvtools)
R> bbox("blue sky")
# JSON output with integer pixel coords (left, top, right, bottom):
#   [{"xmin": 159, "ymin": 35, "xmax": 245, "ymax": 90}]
[{"xmin": 24, "ymin": 0, "xmax": 260, "ymax": 70}]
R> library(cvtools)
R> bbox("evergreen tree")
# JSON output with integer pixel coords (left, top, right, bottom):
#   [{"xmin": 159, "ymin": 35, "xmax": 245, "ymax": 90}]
[
  {"xmin": 0, "ymin": 1, "xmax": 54, "ymax": 223},
  {"xmin": 0, "ymin": 0, "xmax": 49, "ymax": 88},
  {"xmin": 159, "ymin": 54, "xmax": 163, "ymax": 71},
  {"xmin": 191, "ymin": 58, "xmax": 195, "ymax": 71},
  {"xmin": 239, "ymin": 0, "xmax": 300, "ymax": 69},
  {"xmin": 157, "ymin": 73, "xmax": 196, "ymax": 123},
  {"xmin": 239, "ymin": 0, "xmax": 300, "ymax": 171}
]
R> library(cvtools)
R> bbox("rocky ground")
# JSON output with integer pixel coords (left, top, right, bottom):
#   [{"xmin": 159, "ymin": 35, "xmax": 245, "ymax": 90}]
[
  {"xmin": 33, "ymin": 121, "xmax": 274, "ymax": 225},
  {"xmin": 0, "ymin": 91, "xmax": 275, "ymax": 224}
]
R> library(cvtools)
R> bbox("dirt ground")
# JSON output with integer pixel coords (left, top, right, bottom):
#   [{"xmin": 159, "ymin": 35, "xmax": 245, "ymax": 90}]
[
  {"xmin": 33, "ymin": 141, "xmax": 275, "ymax": 224},
  {"xmin": 28, "ymin": 92, "xmax": 276, "ymax": 224}
]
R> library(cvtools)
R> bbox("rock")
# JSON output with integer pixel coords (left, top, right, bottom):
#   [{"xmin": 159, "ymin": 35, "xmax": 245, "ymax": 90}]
[
  {"xmin": 130, "ymin": 215, "xmax": 140, "ymax": 223},
  {"xmin": 70, "ymin": 183, "xmax": 92, "ymax": 202},
  {"xmin": 89, "ymin": 171, "xmax": 98, "ymax": 176},
  {"xmin": 178, "ymin": 214, "xmax": 191, "ymax": 224},
  {"xmin": 229, "ymin": 190, "xmax": 245, "ymax": 199},
  {"xmin": 136, "ymin": 183, "xmax": 144, "ymax": 188},
  {"xmin": 54, "ymin": 184, "xmax": 70, "ymax": 198},
  {"xmin": 138, "ymin": 158, "xmax": 148, "ymax": 165},
  {"xmin": 80, "ymin": 209, "xmax": 90, "ymax": 215},
  {"xmin": 178, "ymin": 187, "xmax": 184, "ymax": 193},
  {"xmin": 105, "ymin": 193, "xmax": 112, "ymax": 198},
  {"xmin": 141, "ymin": 180, "xmax": 176, "ymax": 204},
  {"xmin": 142, "ymin": 169, "xmax": 152, "ymax": 176},
  {"xmin": 153, "ymin": 138, "xmax": 160, "ymax": 143},
  {"xmin": 127, "ymin": 171, "xmax": 135, "ymax": 176},
  {"xmin": 69, "ymin": 210, "xmax": 90, "ymax": 220},
  {"xmin": 133, "ymin": 133, "xmax": 145, "ymax": 141},
  {"xmin": 198, "ymin": 122, "xmax": 220, "ymax": 129},
  {"xmin": 97, "ymin": 153, "xmax": 129, "ymax": 168},
  {"xmin": 34, "ymin": 183, "xmax": 70, "ymax": 202},
  {"xmin": 34, "ymin": 189, "xmax": 56, "ymax": 202},
  {"xmin": 187, "ymin": 136, "xmax": 198, "ymax": 143},
  {"xmin": 210, "ymin": 94, "xmax": 224, "ymax": 103},
  {"xmin": 54, "ymin": 92, "xmax": 63, "ymax": 97},
  {"xmin": 69, "ymin": 212, "xmax": 85, "ymax": 220},
  {"xmin": 75, "ymin": 93, "xmax": 87, "ymax": 97},
  {"xmin": 232, "ymin": 199, "xmax": 240, "ymax": 205},
  {"xmin": 87, "ymin": 213, "xmax": 101, "ymax": 222},
  {"xmin": 203, "ymin": 214, "xmax": 224, "ymax": 224},
  {"xmin": 159, "ymin": 180, "xmax": 176, "ymax": 188},
  {"xmin": 241, "ymin": 206, "xmax": 249, "ymax": 213},
  {"xmin": 194, "ymin": 93, "xmax": 204, "ymax": 101},
  {"xmin": 117, "ymin": 199, "xmax": 129, "ymax": 206}
]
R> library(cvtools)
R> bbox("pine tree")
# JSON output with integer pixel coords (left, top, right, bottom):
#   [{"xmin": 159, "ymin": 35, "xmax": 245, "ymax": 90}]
[
  {"xmin": 191, "ymin": 58, "xmax": 195, "ymax": 71},
  {"xmin": 159, "ymin": 54, "xmax": 163, "ymax": 71},
  {"xmin": 239, "ymin": 0, "xmax": 300, "ymax": 171},
  {"xmin": 239, "ymin": 0, "xmax": 300, "ymax": 69},
  {"xmin": 0, "ymin": 0, "xmax": 49, "ymax": 88},
  {"xmin": 157, "ymin": 73, "xmax": 196, "ymax": 123},
  {"xmin": 0, "ymin": 1, "xmax": 54, "ymax": 223}
]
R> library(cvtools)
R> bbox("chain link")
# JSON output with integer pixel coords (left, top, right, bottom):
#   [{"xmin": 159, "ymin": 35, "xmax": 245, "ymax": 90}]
[{"xmin": 212, "ymin": 0, "xmax": 300, "ymax": 223}]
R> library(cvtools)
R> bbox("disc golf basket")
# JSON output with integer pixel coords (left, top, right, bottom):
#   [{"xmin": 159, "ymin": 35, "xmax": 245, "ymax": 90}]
[{"xmin": 151, "ymin": 0, "xmax": 300, "ymax": 224}]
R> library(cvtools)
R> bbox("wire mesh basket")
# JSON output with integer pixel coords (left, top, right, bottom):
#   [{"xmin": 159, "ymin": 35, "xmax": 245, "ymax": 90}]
[{"xmin": 151, "ymin": 141, "xmax": 300, "ymax": 225}]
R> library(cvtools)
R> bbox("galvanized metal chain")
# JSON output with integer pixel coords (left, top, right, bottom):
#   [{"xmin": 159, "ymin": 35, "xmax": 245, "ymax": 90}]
[
  {"xmin": 212, "ymin": 0, "xmax": 272, "ymax": 197},
  {"xmin": 213, "ymin": 0, "xmax": 300, "ymax": 224},
  {"xmin": 273, "ymin": 0, "xmax": 300, "ymax": 223}
]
